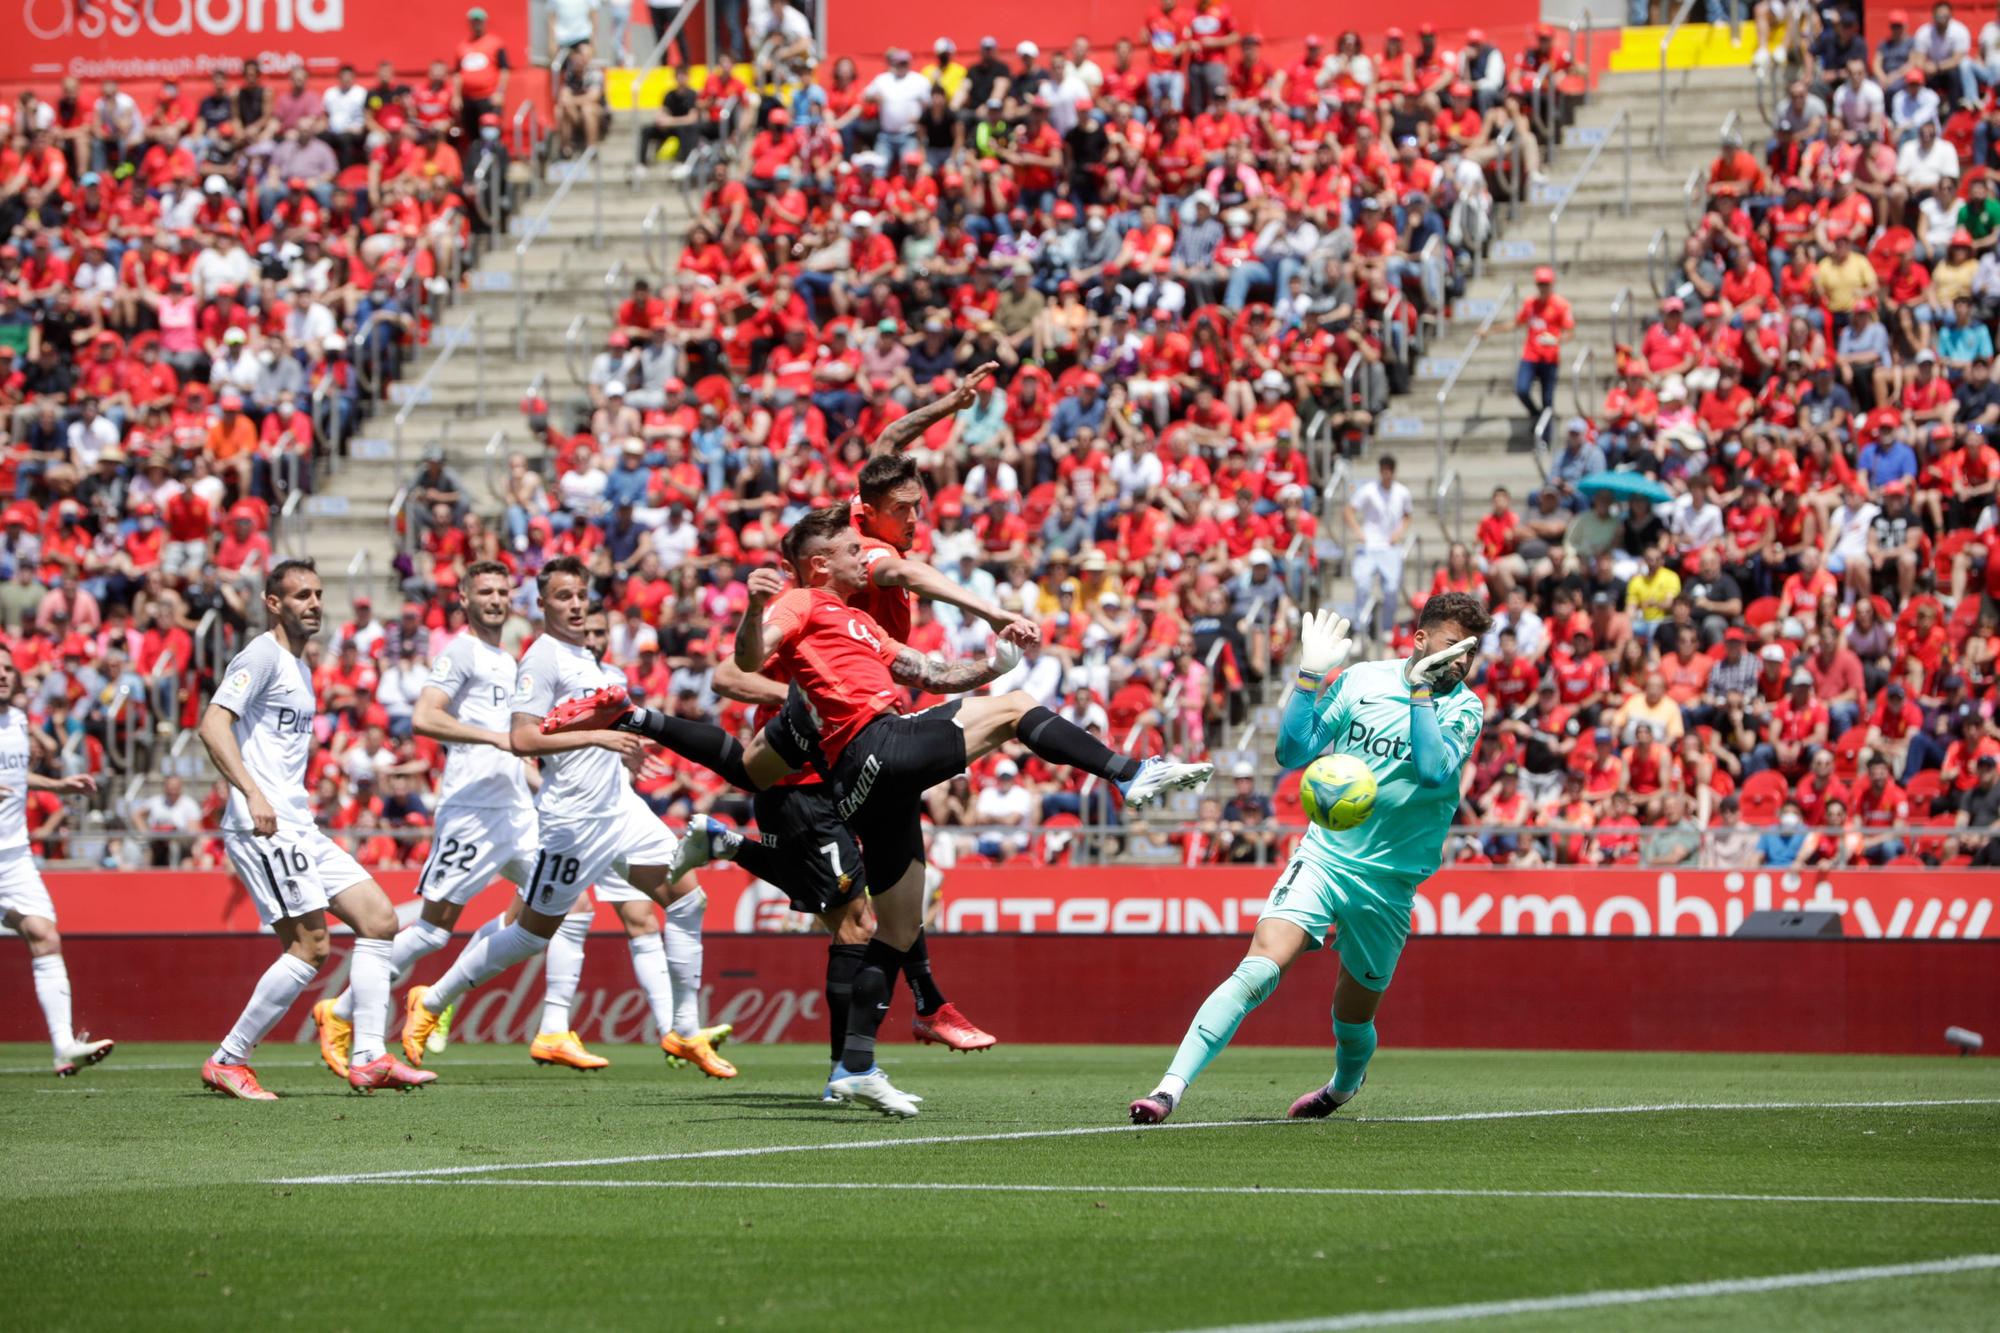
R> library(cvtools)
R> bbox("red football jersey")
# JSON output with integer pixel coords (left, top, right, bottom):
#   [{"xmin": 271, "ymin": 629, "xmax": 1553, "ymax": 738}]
[
  {"xmin": 849, "ymin": 531, "xmax": 912, "ymax": 643},
  {"xmin": 758, "ymin": 588, "xmax": 906, "ymax": 765}
]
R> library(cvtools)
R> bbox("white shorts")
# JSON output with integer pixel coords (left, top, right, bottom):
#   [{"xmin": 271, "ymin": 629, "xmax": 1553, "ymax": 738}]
[
  {"xmin": 415, "ymin": 804, "xmax": 541, "ymax": 906},
  {"xmin": 525, "ymin": 794, "xmax": 680, "ymax": 915},
  {"xmin": 592, "ymin": 870, "xmax": 648, "ymax": 905},
  {"xmin": 224, "ymin": 826, "xmax": 371, "ymax": 926},
  {"xmin": 0, "ymin": 846, "xmax": 55, "ymax": 924}
]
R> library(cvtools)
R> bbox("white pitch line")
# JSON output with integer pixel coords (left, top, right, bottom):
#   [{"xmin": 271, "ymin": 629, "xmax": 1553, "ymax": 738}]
[
  {"xmin": 1170, "ymin": 1253, "xmax": 2000, "ymax": 1333},
  {"xmin": 334, "ymin": 1178, "xmax": 2000, "ymax": 1208},
  {"xmin": 269, "ymin": 1097, "xmax": 2000, "ymax": 1187}
]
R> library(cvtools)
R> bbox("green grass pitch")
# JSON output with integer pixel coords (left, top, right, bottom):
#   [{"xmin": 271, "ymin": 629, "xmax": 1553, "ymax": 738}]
[{"xmin": 4, "ymin": 1043, "xmax": 1997, "ymax": 1330}]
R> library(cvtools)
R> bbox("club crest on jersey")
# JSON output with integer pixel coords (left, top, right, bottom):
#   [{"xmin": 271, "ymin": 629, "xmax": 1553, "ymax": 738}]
[{"xmin": 846, "ymin": 617, "xmax": 882, "ymax": 650}]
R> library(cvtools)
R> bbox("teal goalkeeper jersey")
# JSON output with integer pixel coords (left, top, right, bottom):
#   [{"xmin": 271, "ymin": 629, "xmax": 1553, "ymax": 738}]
[{"xmin": 1278, "ymin": 658, "xmax": 1483, "ymax": 896}]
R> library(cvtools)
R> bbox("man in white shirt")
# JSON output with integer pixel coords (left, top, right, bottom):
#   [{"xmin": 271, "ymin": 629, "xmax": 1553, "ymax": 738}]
[
  {"xmin": 1832, "ymin": 61, "xmax": 1885, "ymax": 137},
  {"xmin": 1345, "ymin": 454, "xmax": 1413, "ymax": 637},
  {"xmin": 974, "ymin": 760, "xmax": 1034, "ymax": 858},
  {"xmin": 1914, "ymin": 1, "xmax": 1978, "ymax": 104},
  {"xmin": 1896, "ymin": 118, "xmax": 1961, "ymax": 190},
  {"xmin": 199, "ymin": 559, "xmax": 435, "ymax": 1098},
  {"xmin": 319, "ymin": 63, "xmax": 369, "ymax": 166},
  {"xmin": 863, "ymin": 47, "xmax": 933, "ymax": 165},
  {"xmin": 1826, "ymin": 483, "xmax": 1882, "ymax": 599}
]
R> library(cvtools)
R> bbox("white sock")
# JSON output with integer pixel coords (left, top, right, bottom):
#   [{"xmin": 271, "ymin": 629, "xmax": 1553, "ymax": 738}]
[
  {"xmin": 467, "ymin": 914, "xmax": 506, "ymax": 947},
  {"xmin": 663, "ymin": 890, "xmax": 705, "ymax": 1037},
  {"xmin": 1158, "ymin": 1073, "xmax": 1189, "ymax": 1102},
  {"xmin": 425, "ymin": 921, "xmax": 545, "ymax": 1013},
  {"xmin": 539, "ymin": 912, "xmax": 592, "ymax": 1034},
  {"xmin": 212, "ymin": 953, "xmax": 319, "ymax": 1065},
  {"xmin": 32, "ymin": 954, "xmax": 73, "ymax": 1058},
  {"xmin": 331, "ymin": 919, "xmax": 453, "ymax": 1022},
  {"xmin": 346, "ymin": 938, "xmax": 393, "ymax": 1064},
  {"xmin": 627, "ymin": 933, "xmax": 675, "ymax": 1037}
]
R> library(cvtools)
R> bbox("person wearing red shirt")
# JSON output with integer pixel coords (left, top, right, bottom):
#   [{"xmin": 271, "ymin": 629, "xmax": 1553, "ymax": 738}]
[
  {"xmin": 1514, "ymin": 266, "xmax": 1573, "ymax": 419},
  {"xmin": 1767, "ymin": 670, "xmax": 1831, "ymax": 776},
  {"xmin": 1483, "ymin": 627, "xmax": 1541, "ymax": 715},
  {"xmin": 1143, "ymin": 0, "xmax": 1193, "ymax": 108},
  {"xmin": 453, "ymin": 8, "xmax": 510, "ymax": 142},
  {"xmin": 1641, "ymin": 298, "xmax": 1701, "ymax": 375}
]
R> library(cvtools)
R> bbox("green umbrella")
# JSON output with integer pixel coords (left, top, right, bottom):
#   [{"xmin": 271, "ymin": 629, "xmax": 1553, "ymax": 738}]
[{"xmin": 1575, "ymin": 470, "xmax": 1672, "ymax": 505}]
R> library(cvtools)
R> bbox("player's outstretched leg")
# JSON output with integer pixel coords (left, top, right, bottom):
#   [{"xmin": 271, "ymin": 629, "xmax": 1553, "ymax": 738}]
[
  {"xmin": 404, "ymin": 918, "xmax": 551, "ymax": 1063},
  {"xmin": 545, "ymin": 694, "xmax": 764, "ymax": 792},
  {"xmin": 1130, "ymin": 956, "xmax": 1280, "ymax": 1124},
  {"xmin": 905, "ymin": 931, "xmax": 996, "ymax": 1052},
  {"xmin": 205, "ymin": 919, "xmax": 325, "ymax": 1101},
  {"xmin": 968, "ymin": 696, "xmax": 1214, "ymax": 810}
]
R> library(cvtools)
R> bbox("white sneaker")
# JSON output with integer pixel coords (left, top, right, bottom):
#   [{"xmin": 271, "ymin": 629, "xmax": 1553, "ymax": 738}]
[
  {"xmin": 54, "ymin": 1036, "xmax": 114, "ymax": 1075},
  {"xmin": 669, "ymin": 816, "xmax": 739, "ymax": 883},
  {"xmin": 827, "ymin": 1066, "xmax": 922, "ymax": 1118},
  {"xmin": 1117, "ymin": 757, "xmax": 1216, "ymax": 810}
]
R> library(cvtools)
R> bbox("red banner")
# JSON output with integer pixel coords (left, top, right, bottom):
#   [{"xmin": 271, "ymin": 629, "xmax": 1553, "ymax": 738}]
[
  {"xmin": 2, "ymin": 934, "xmax": 1992, "ymax": 1055},
  {"xmin": 27, "ymin": 866, "xmax": 1999, "ymax": 941},
  {"xmin": 8, "ymin": 0, "xmax": 528, "ymax": 85}
]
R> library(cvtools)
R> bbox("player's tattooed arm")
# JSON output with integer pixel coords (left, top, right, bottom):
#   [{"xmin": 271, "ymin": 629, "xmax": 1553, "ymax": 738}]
[
  {"xmin": 889, "ymin": 647, "xmax": 1003, "ymax": 695},
  {"xmin": 734, "ymin": 567, "xmax": 785, "ymax": 672},
  {"xmin": 870, "ymin": 360, "xmax": 1000, "ymax": 454}
]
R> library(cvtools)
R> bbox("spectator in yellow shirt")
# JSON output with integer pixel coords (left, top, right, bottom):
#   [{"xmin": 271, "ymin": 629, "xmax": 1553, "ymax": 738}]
[
  {"xmin": 1814, "ymin": 229, "xmax": 1878, "ymax": 314},
  {"xmin": 1612, "ymin": 671, "xmax": 1687, "ymax": 745},
  {"xmin": 1625, "ymin": 545, "xmax": 1682, "ymax": 635}
]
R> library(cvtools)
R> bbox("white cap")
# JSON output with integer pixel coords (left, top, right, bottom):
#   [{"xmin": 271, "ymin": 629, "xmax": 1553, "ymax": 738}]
[
  {"xmin": 1098, "ymin": 590, "xmax": 1122, "ymax": 607},
  {"xmin": 1017, "ymin": 39, "xmax": 1039, "ymax": 57},
  {"xmin": 635, "ymin": 626, "xmax": 660, "ymax": 650},
  {"xmin": 223, "ymin": 327, "xmax": 246, "ymax": 343},
  {"xmin": 323, "ymin": 333, "xmax": 347, "ymax": 351},
  {"xmin": 1760, "ymin": 643, "xmax": 1787, "ymax": 662},
  {"xmin": 1259, "ymin": 369, "xmax": 1288, "ymax": 392},
  {"xmin": 604, "ymin": 379, "xmax": 626, "ymax": 396},
  {"xmin": 850, "ymin": 210, "xmax": 874, "ymax": 228},
  {"xmin": 995, "ymin": 758, "xmax": 1019, "ymax": 777},
  {"xmin": 935, "ymin": 35, "xmax": 955, "ymax": 52},
  {"xmin": 1232, "ymin": 761, "xmax": 1254, "ymax": 778},
  {"xmin": 204, "ymin": 174, "xmax": 227, "ymax": 194},
  {"xmin": 1248, "ymin": 548, "xmax": 1275, "ymax": 567}
]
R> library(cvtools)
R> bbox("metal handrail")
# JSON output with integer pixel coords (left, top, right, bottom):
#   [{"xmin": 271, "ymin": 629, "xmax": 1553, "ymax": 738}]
[
  {"xmin": 1529, "ymin": 65, "xmax": 1561, "ymax": 152},
  {"xmin": 1609, "ymin": 286, "xmax": 1636, "ymax": 352},
  {"xmin": 389, "ymin": 485, "xmax": 416, "ymax": 557},
  {"xmin": 641, "ymin": 203, "xmax": 666, "ymax": 276},
  {"xmin": 191, "ymin": 609, "xmax": 221, "ymax": 676},
  {"xmin": 629, "ymin": 0, "xmax": 706, "ymax": 119},
  {"xmin": 35, "ymin": 820, "xmax": 1999, "ymax": 870},
  {"xmin": 391, "ymin": 309, "xmax": 482, "ymax": 473},
  {"xmin": 511, "ymin": 101, "xmax": 547, "ymax": 178},
  {"xmin": 347, "ymin": 548, "xmax": 373, "ymax": 607},
  {"xmin": 483, "ymin": 429, "xmax": 511, "ymax": 505},
  {"xmin": 603, "ymin": 257, "xmax": 628, "ymax": 323},
  {"xmin": 1433, "ymin": 279, "xmax": 1517, "ymax": 481},
  {"xmin": 564, "ymin": 313, "xmax": 598, "ymax": 388},
  {"xmin": 1657, "ymin": 0, "xmax": 1701, "ymax": 161},
  {"xmin": 1545, "ymin": 109, "xmax": 1630, "ymax": 271},
  {"xmin": 1647, "ymin": 226, "xmax": 1670, "ymax": 299},
  {"xmin": 1574, "ymin": 10, "xmax": 1596, "ymax": 85},
  {"xmin": 513, "ymin": 142, "xmax": 602, "ymax": 358},
  {"xmin": 1570, "ymin": 344, "xmax": 1599, "ymax": 427},
  {"xmin": 1681, "ymin": 162, "xmax": 1706, "ymax": 232},
  {"xmin": 1434, "ymin": 467, "xmax": 1463, "ymax": 543},
  {"xmin": 278, "ymin": 489, "xmax": 306, "ymax": 559}
]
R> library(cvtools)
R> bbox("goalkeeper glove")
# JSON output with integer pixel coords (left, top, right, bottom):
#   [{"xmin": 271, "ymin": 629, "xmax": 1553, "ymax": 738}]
[
  {"xmin": 1402, "ymin": 636, "xmax": 1481, "ymax": 701},
  {"xmin": 1293, "ymin": 609, "xmax": 1353, "ymax": 693}
]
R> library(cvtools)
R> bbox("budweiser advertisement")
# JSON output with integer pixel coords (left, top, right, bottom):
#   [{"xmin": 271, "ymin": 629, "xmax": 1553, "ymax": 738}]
[
  {"xmin": 25, "ymin": 866, "xmax": 2000, "ymax": 940},
  {"xmin": 10, "ymin": 0, "xmax": 527, "ymax": 85},
  {"xmin": 1, "ymin": 934, "xmax": 1991, "ymax": 1055}
]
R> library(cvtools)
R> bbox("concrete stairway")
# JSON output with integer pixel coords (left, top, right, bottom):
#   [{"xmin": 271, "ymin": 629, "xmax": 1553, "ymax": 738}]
[
  {"xmin": 298, "ymin": 119, "xmax": 685, "ymax": 612},
  {"xmin": 1358, "ymin": 66, "xmax": 1754, "ymax": 588}
]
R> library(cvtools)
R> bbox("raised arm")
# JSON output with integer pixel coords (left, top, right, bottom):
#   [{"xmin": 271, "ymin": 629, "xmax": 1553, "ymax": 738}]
[
  {"xmin": 734, "ymin": 567, "xmax": 786, "ymax": 673},
  {"xmin": 713, "ymin": 658, "xmax": 789, "ymax": 708},
  {"xmin": 871, "ymin": 360, "xmax": 1000, "ymax": 454},
  {"xmin": 888, "ymin": 645, "xmax": 1010, "ymax": 695},
  {"xmin": 871, "ymin": 553, "xmax": 1037, "ymax": 639}
]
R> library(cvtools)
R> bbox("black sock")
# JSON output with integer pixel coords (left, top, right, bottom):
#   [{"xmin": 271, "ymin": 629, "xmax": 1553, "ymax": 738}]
[
  {"xmin": 1018, "ymin": 706, "xmax": 1141, "ymax": 783},
  {"xmin": 730, "ymin": 834, "xmax": 783, "ymax": 883},
  {"xmin": 840, "ymin": 938, "xmax": 907, "ymax": 1074},
  {"xmin": 825, "ymin": 942, "xmax": 867, "ymax": 1065},
  {"xmin": 621, "ymin": 707, "xmax": 754, "ymax": 790},
  {"xmin": 902, "ymin": 929, "xmax": 946, "ymax": 1016}
]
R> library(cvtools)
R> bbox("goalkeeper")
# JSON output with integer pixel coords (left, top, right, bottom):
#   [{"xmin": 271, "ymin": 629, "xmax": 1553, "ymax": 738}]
[{"xmin": 1128, "ymin": 592, "xmax": 1491, "ymax": 1124}]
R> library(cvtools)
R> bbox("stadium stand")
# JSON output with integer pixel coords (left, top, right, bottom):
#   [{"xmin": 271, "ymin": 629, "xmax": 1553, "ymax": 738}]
[{"xmin": 3, "ymin": 4, "xmax": 1995, "ymax": 876}]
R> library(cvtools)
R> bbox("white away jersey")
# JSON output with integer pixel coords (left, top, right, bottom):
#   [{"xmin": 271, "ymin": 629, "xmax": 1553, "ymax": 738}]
[
  {"xmin": 513, "ymin": 632, "xmax": 628, "ymax": 820},
  {"xmin": 426, "ymin": 632, "xmax": 533, "ymax": 810},
  {"xmin": 0, "ymin": 706, "xmax": 30, "ymax": 852},
  {"xmin": 211, "ymin": 633, "xmax": 318, "ymax": 832}
]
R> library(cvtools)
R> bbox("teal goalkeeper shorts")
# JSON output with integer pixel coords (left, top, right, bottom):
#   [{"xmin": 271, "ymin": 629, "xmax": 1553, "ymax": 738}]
[{"xmin": 1258, "ymin": 853, "xmax": 1412, "ymax": 991}]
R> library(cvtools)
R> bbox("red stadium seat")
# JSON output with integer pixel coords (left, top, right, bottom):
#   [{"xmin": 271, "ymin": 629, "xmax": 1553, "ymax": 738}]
[
  {"xmin": 1832, "ymin": 728, "xmax": 1868, "ymax": 781},
  {"xmin": 1744, "ymin": 596, "xmax": 1780, "ymax": 629},
  {"xmin": 1739, "ymin": 770, "xmax": 1789, "ymax": 825},
  {"xmin": 1904, "ymin": 769, "xmax": 1944, "ymax": 816}
]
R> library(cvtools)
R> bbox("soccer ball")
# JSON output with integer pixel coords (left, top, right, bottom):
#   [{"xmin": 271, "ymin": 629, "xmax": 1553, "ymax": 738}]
[{"xmin": 1299, "ymin": 754, "xmax": 1378, "ymax": 832}]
